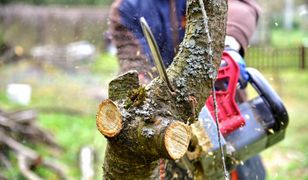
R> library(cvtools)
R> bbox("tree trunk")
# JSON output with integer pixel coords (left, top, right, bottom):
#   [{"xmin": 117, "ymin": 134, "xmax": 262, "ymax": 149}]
[
  {"xmin": 257, "ymin": 0, "xmax": 271, "ymax": 45},
  {"xmin": 96, "ymin": 0, "xmax": 227, "ymax": 179},
  {"xmin": 284, "ymin": 0, "xmax": 294, "ymax": 30}
]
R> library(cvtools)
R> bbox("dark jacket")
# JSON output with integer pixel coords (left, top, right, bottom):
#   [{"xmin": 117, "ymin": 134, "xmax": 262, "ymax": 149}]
[{"xmin": 109, "ymin": 0, "xmax": 259, "ymax": 75}]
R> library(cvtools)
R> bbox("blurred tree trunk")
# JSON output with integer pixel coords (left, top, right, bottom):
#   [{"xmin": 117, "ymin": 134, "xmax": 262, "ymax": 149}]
[
  {"xmin": 284, "ymin": 0, "xmax": 294, "ymax": 30},
  {"xmin": 96, "ymin": 0, "xmax": 227, "ymax": 179},
  {"xmin": 257, "ymin": 0, "xmax": 271, "ymax": 45}
]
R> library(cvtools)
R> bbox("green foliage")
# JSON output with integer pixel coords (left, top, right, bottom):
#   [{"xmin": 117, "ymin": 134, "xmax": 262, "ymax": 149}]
[
  {"xmin": 125, "ymin": 86, "xmax": 146, "ymax": 109},
  {"xmin": 0, "ymin": 55, "xmax": 114, "ymax": 179},
  {"xmin": 271, "ymin": 28, "xmax": 308, "ymax": 47},
  {"xmin": 0, "ymin": 90, "xmax": 24, "ymax": 110},
  {"xmin": 270, "ymin": 15, "xmax": 302, "ymax": 30}
]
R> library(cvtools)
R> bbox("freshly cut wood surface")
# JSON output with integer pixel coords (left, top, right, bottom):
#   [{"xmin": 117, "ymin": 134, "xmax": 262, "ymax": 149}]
[
  {"xmin": 96, "ymin": 99, "xmax": 122, "ymax": 137},
  {"xmin": 164, "ymin": 122, "xmax": 191, "ymax": 160}
]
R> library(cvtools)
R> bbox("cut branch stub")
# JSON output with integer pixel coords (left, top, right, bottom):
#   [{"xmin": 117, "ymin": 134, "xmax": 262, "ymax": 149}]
[
  {"xmin": 108, "ymin": 71, "xmax": 140, "ymax": 101},
  {"xmin": 164, "ymin": 121, "xmax": 191, "ymax": 160},
  {"xmin": 96, "ymin": 99, "xmax": 122, "ymax": 138}
]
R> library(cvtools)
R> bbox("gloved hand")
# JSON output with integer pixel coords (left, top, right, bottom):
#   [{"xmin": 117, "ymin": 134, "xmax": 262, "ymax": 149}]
[{"xmin": 224, "ymin": 48, "xmax": 249, "ymax": 89}]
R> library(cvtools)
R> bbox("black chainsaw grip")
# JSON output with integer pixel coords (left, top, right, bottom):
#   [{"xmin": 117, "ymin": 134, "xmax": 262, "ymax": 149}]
[{"xmin": 246, "ymin": 68, "xmax": 289, "ymax": 130}]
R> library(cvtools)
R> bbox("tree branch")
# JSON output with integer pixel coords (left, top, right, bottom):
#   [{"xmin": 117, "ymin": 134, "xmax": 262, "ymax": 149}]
[{"xmin": 97, "ymin": 0, "xmax": 227, "ymax": 179}]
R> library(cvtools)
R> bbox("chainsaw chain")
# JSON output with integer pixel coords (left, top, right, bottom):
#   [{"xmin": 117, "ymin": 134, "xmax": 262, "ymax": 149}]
[{"xmin": 198, "ymin": 0, "xmax": 229, "ymax": 179}]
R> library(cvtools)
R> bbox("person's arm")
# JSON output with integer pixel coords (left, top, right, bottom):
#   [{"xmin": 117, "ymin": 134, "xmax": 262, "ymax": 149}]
[
  {"xmin": 226, "ymin": 0, "xmax": 261, "ymax": 55},
  {"xmin": 109, "ymin": 0, "xmax": 154, "ymax": 84}
]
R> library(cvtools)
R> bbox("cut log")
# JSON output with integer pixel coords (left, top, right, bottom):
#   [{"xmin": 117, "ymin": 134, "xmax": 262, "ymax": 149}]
[
  {"xmin": 96, "ymin": 99, "xmax": 122, "ymax": 138},
  {"xmin": 100, "ymin": 113, "xmax": 192, "ymax": 179},
  {"xmin": 164, "ymin": 122, "xmax": 191, "ymax": 160}
]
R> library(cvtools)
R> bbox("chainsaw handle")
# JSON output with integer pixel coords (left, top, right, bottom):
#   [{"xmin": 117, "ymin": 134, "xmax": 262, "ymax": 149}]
[{"xmin": 246, "ymin": 68, "xmax": 289, "ymax": 130}]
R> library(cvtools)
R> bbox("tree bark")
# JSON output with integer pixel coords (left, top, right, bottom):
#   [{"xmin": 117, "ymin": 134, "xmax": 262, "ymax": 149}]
[{"xmin": 96, "ymin": 0, "xmax": 227, "ymax": 179}]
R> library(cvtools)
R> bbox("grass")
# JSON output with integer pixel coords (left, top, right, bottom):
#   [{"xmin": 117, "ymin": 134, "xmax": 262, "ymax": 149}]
[
  {"xmin": 37, "ymin": 113, "xmax": 107, "ymax": 178},
  {"xmin": 259, "ymin": 69, "xmax": 308, "ymax": 180},
  {"xmin": 245, "ymin": 28, "xmax": 308, "ymax": 70},
  {"xmin": 0, "ymin": 53, "xmax": 118, "ymax": 179},
  {"xmin": 91, "ymin": 53, "xmax": 119, "ymax": 76},
  {"xmin": 271, "ymin": 28, "xmax": 308, "ymax": 47}
]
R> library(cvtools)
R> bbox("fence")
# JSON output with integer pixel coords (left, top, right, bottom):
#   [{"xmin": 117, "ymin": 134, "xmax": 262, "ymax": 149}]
[{"xmin": 245, "ymin": 45, "xmax": 307, "ymax": 70}]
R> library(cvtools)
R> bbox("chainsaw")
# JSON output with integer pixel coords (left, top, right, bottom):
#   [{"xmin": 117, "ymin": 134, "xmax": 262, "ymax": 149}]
[
  {"xmin": 140, "ymin": 17, "xmax": 289, "ymax": 178},
  {"xmin": 198, "ymin": 50, "xmax": 289, "ymax": 178}
]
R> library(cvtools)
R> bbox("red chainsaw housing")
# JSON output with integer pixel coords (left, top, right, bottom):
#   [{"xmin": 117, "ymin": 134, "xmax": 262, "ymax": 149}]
[{"xmin": 205, "ymin": 51, "xmax": 245, "ymax": 136}]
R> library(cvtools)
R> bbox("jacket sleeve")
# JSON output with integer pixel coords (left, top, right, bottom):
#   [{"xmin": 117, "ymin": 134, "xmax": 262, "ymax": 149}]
[
  {"xmin": 239, "ymin": 0, "xmax": 261, "ymax": 19},
  {"xmin": 227, "ymin": 0, "xmax": 261, "ymax": 54},
  {"xmin": 109, "ymin": 0, "xmax": 154, "ymax": 82}
]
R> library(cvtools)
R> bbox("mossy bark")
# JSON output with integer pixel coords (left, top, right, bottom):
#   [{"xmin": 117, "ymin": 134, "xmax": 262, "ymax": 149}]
[{"xmin": 97, "ymin": 0, "xmax": 227, "ymax": 179}]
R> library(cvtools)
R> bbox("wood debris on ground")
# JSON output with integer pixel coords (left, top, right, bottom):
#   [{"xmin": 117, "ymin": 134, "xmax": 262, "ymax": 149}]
[{"xmin": 0, "ymin": 108, "xmax": 68, "ymax": 179}]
